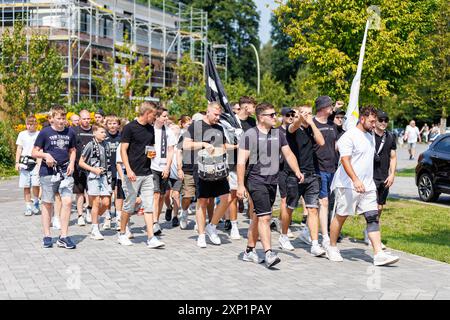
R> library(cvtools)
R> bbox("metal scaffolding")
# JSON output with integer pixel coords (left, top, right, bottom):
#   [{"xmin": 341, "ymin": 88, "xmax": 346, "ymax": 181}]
[{"xmin": 0, "ymin": 0, "xmax": 227, "ymax": 104}]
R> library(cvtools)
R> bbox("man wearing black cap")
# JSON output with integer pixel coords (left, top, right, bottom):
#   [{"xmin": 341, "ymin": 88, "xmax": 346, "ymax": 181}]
[
  {"xmin": 365, "ymin": 110, "xmax": 397, "ymax": 249},
  {"xmin": 313, "ymin": 95, "xmax": 339, "ymax": 248}
]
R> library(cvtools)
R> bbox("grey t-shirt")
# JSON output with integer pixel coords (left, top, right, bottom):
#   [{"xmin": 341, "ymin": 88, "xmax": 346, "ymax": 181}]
[
  {"xmin": 239, "ymin": 127, "xmax": 288, "ymax": 185},
  {"xmin": 81, "ymin": 139, "xmax": 109, "ymax": 172}
]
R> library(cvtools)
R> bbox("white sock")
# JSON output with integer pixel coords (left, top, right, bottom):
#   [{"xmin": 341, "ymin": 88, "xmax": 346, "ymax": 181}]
[
  {"xmin": 231, "ymin": 220, "xmax": 238, "ymax": 227},
  {"xmin": 26, "ymin": 202, "xmax": 33, "ymax": 209},
  {"xmin": 323, "ymin": 234, "xmax": 330, "ymax": 241},
  {"xmin": 198, "ymin": 233, "xmax": 206, "ymax": 239},
  {"xmin": 210, "ymin": 223, "xmax": 216, "ymax": 230},
  {"xmin": 92, "ymin": 224, "xmax": 99, "ymax": 230},
  {"xmin": 312, "ymin": 240, "xmax": 319, "ymax": 246}
]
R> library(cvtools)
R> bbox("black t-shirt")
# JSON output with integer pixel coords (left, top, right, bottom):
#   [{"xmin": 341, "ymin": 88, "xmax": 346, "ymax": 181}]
[
  {"xmin": 373, "ymin": 131, "xmax": 397, "ymax": 181},
  {"xmin": 239, "ymin": 127, "xmax": 288, "ymax": 185},
  {"xmin": 238, "ymin": 116, "xmax": 257, "ymax": 132},
  {"xmin": 313, "ymin": 118, "xmax": 338, "ymax": 173},
  {"xmin": 279, "ymin": 125, "xmax": 287, "ymax": 171},
  {"xmin": 186, "ymin": 120, "xmax": 226, "ymax": 170},
  {"xmin": 73, "ymin": 126, "xmax": 94, "ymax": 161},
  {"xmin": 178, "ymin": 133, "xmax": 194, "ymax": 174},
  {"xmin": 286, "ymin": 125, "xmax": 318, "ymax": 174},
  {"xmin": 106, "ymin": 131, "xmax": 121, "ymax": 178},
  {"xmin": 120, "ymin": 120, "xmax": 155, "ymax": 176}
]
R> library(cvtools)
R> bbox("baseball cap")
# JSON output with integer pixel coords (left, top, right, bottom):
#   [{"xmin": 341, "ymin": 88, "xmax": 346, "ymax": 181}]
[
  {"xmin": 377, "ymin": 110, "xmax": 389, "ymax": 121},
  {"xmin": 315, "ymin": 95, "xmax": 334, "ymax": 111},
  {"xmin": 335, "ymin": 108, "xmax": 346, "ymax": 116},
  {"xmin": 95, "ymin": 108, "xmax": 105, "ymax": 116},
  {"xmin": 281, "ymin": 107, "xmax": 294, "ymax": 116}
]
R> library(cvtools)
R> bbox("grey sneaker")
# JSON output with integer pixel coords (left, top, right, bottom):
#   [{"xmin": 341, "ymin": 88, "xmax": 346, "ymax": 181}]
[
  {"xmin": 265, "ymin": 251, "xmax": 281, "ymax": 268},
  {"xmin": 205, "ymin": 224, "xmax": 221, "ymax": 245},
  {"xmin": 243, "ymin": 249, "xmax": 264, "ymax": 264},
  {"xmin": 298, "ymin": 227, "xmax": 312, "ymax": 245}
]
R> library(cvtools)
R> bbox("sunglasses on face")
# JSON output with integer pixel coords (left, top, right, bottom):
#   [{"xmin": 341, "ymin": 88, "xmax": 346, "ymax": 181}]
[
  {"xmin": 285, "ymin": 113, "xmax": 295, "ymax": 118},
  {"xmin": 378, "ymin": 118, "xmax": 389, "ymax": 123},
  {"xmin": 261, "ymin": 112, "xmax": 277, "ymax": 118},
  {"xmin": 335, "ymin": 116, "xmax": 344, "ymax": 120}
]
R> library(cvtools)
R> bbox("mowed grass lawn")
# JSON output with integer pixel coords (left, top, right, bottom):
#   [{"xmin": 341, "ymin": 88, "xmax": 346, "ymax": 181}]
[{"xmin": 274, "ymin": 199, "xmax": 450, "ymax": 264}]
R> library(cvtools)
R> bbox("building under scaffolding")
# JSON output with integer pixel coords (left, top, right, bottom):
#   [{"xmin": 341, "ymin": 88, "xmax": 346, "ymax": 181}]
[{"xmin": 0, "ymin": 0, "xmax": 228, "ymax": 104}]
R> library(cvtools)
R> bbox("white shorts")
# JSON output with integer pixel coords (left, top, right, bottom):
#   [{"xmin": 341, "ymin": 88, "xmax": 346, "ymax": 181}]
[
  {"xmin": 19, "ymin": 169, "xmax": 40, "ymax": 188},
  {"xmin": 334, "ymin": 188, "xmax": 378, "ymax": 216},
  {"xmin": 228, "ymin": 171, "xmax": 238, "ymax": 191}
]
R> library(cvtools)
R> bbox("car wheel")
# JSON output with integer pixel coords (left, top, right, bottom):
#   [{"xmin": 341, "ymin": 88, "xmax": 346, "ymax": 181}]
[{"xmin": 418, "ymin": 173, "xmax": 440, "ymax": 202}]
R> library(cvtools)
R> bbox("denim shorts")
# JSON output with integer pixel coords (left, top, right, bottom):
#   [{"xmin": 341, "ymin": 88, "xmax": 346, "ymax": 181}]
[
  {"xmin": 318, "ymin": 171, "xmax": 335, "ymax": 199},
  {"xmin": 19, "ymin": 169, "xmax": 40, "ymax": 188},
  {"xmin": 286, "ymin": 174, "xmax": 320, "ymax": 209},
  {"xmin": 87, "ymin": 175, "xmax": 112, "ymax": 196},
  {"xmin": 40, "ymin": 175, "xmax": 74, "ymax": 203}
]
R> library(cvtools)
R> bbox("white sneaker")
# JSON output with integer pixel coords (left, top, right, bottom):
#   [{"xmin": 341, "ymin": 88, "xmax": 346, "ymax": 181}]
[
  {"xmin": 194, "ymin": 223, "xmax": 198, "ymax": 234},
  {"xmin": 322, "ymin": 237, "xmax": 330, "ymax": 249},
  {"xmin": 179, "ymin": 211, "xmax": 188, "ymax": 230},
  {"xmin": 115, "ymin": 218, "xmax": 121, "ymax": 231},
  {"xmin": 147, "ymin": 236, "xmax": 165, "ymax": 249},
  {"xmin": 125, "ymin": 226, "xmax": 134, "ymax": 239},
  {"xmin": 24, "ymin": 207, "xmax": 33, "ymax": 216},
  {"xmin": 197, "ymin": 234, "xmax": 207, "ymax": 248},
  {"xmin": 117, "ymin": 233, "xmax": 133, "ymax": 246},
  {"xmin": 230, "ymin": 226, "xmax": 241, "ymax": 240},
  {"xmin": 51, "ymin": 216, "xmax": 61, "ymax": 230},
  {"xmin": 205, "ymin": 224, "xmax": 221, "ymax": 245},
  {"xmin": 279, "ymin": 235, "xmax": 295, "ymax": 251},
  {"xmin": 243, "ymin": 249, "xmax": 264, "ymax": 263},
  {"xmin": 77, "ymin": 215, "xmax": 86, "ymax": 226},
  {"xmin": 153, "ymin": 222, "xmax": 162, "ymax": 235},
  {"xmin": 85, "ymin": 210, "xmax": 92, "ymax": 223},
  {"xmin": 298, "ymin": 227, "xmax": 312, "ymax": 245},
  {"xmin": 287, "ymin": 228, "xmax": 294, "ymax": 239},
  {"xmin": 326, "ymin": 246, "xmax": 344, "ymax": 262},
  {"xmin": 374, "ymin": 251, "xmax": 399, "ymax": 266},
  {"xmin": 31, "ymin": 204, "xmax": 40, "ymax": 215},
  {"xmin": 311, "ymin": 244, "xmax": 326, "ymax": 257},
  {"xmin": 90, "ymin": 228, "xmax": 104, "ymax": 240},
  {"xmin": 102, "ymin": 218, "xmax": 111, "ymax": 230}
]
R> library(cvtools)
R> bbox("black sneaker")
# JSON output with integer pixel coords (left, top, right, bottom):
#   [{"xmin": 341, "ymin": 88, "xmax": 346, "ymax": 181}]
[
  {"xmin": 57, "ymin": 236, "xmax": 76, "ymax": 249},
  {"xmin": 172, "ymin": 216, "xmax": 180, "ymax": 227},
  {"xmin": 43, "ymin": 236, "xmax": 53, "ymax": 248},
  {"xmin": 224, "ymin": 219, "xmax": 232, "ymax": 231},
  {"xmin": 165, "ymin": 206, "xmax": 173, "ymax": 222},
  {"xmin": 337, "ymin": 234, "xmax": 343, "ymax": 243}
]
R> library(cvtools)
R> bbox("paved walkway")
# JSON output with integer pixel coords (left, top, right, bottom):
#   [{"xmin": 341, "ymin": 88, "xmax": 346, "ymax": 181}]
[{"xmin": 0, "ymin": 179, "xmax": 449, "ymax": 300}]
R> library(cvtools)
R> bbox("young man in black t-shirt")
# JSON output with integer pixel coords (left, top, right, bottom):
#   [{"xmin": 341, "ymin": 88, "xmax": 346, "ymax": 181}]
[
  {"xmin": 237, "ymin": 102, "xmax": 303, "ymax": 268},
  {"xmin": 72, "ymin": 110, "xmax": 94, "ymax": 226},
  {"xmin": 285, "ymin": 105, "xmax": 327, "ymax": 257},
  {"xmin": 366, "ymin": 110, "xmax": 397, "ymax": 248},
  {"xmin": 183, "ymin": 102, "xmax": 233, "ymax": 248},
  {"xmin": 119, "ymin": 102, "xmax": 165, "ymax": 248}
]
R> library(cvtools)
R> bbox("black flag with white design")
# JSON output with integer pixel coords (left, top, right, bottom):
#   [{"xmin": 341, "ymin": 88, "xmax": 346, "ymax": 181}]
[{"xmin": 205, "ymin": 50, "xmax": 240, "ymax": 129}]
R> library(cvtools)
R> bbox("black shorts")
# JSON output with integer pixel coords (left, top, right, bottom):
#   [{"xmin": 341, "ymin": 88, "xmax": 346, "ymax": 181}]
[
  {"xmin": 247, "ymin": 182, "xmax": 277, "ymax": 217},
  {"xmin": 278, "ymin": 169, "xmax": 288, "ymax": 198},
  {"xmin": 152, "ymin": 169, "xmax": 170, "ymax": 194},
  {"xmin": 111, "ymin": 177, "xmax": 117, "ymax": 190},
  {"xmin": 73, "ymin": 168, "xmax": 87, "ymax": 194},
  {"xmin": 286, "ymin": 174, "xmax": 320, "ymax": 209},
  {"xmin": 194, "ymin": 169, "xmax": 230, "ymax": 199},
  {"xmin": 116, "ymin": 179, "xmax": 125, "ymax": 200},
  {"xmin": 375, "ymin": 179, "xmax": 389, "ymax": 205},
  {"xmin": 169, "ymin": 178, "xmax": 182, "ymax": 193}
]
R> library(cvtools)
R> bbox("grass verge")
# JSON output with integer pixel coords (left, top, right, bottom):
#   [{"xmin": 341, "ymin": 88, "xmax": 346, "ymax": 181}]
[
  {"xmin": 274, "ymin": 198, "xmax": 450, "ymax": 264},
  {"xmin": 395, "ymin": 168, "xmax": 416, "ymax": 177},
  {"xmin": 0, "ymin": 164, "xmax": 17, "ymax": 179}
]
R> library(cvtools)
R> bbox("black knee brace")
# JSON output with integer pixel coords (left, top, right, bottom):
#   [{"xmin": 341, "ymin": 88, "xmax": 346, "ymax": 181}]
[{"xmin": 364, "ymin": 210, "xmax": 380, "ymax": 232}]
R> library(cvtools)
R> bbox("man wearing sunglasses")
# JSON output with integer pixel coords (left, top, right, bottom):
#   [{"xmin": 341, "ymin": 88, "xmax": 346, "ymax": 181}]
[{"xmin": 367, "ymin": 110, "xmax": 397, "ymax": 249}]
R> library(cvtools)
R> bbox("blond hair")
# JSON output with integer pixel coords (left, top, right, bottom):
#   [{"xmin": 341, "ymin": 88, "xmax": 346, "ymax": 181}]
[
  {"xmin": 48, "ymin": 105, "xmax": 66, "ymax": 118},
  {"xmin": 138, "ymin": 101, "xmax": 157, "ymax": 116}
]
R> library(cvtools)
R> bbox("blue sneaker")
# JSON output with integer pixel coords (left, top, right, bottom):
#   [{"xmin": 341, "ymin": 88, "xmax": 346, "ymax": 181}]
[
  {"xmin": 43, "ymin": 237, "xmax": 53, "ymax": 248},
  {"xmin": 57, "ymin": 236, "xmax": 76, "ymax": 249}
]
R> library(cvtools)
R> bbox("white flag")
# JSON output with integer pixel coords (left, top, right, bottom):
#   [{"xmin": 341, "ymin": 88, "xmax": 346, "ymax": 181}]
[{"xmin": 343, "ymin": 20, "xmax": 370, "ymax": 131}]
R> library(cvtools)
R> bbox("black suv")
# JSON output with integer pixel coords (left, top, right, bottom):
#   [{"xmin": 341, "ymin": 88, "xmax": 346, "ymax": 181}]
[{"xmin": 415, "ymin": 133, "xmax": 450, "ymax": 202}]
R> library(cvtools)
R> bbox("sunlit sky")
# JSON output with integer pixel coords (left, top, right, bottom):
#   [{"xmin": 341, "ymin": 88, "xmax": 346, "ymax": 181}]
[{"xmin": 256, "ymin": 0, "xmax": 279, "ymax": 46}]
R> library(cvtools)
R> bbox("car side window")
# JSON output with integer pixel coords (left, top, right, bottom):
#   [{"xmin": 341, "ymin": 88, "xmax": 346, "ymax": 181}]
[{"xmin": 433, "ymin": 137, "xmax": 450, "ymax": 153}]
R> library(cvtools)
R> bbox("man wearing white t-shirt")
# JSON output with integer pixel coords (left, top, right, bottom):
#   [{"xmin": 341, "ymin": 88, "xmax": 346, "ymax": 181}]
[
  {"xmin": 327, "ymin": 106, "xmax": 399, "ymax": 266},
  {"xmin": 151, "ymin": 107, "xmax": 176, "ymax": 235},
  {"xmin": 15, "ymin": 115, "xmax": 41, "ymax": 216},
  {"xmin": 404, "ymin": 120, "xmax": 421, "ymax": 160}
]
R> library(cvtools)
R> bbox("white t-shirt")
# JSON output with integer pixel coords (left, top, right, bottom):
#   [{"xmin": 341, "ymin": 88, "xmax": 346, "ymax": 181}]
[
  {"xmin": 405, "ymin": 125, "xmax": 420, "ymax": 143},
  {"xmin": 169, "ymin": 148, "xmax": 179, "ymax": 180},
  {"xmin": 331, "ymin": 126, "xmax": 376, "ymax": 191},
  {"xmin": 151, "ymin": 125, "xmax": 177, "ymax": 172},
  {"xmin": 16, "ymin": 130, "xmax": 40, "ymax": 157},
  {"xmin": 115, "ymin": 143, "xmax": 125, "ymax": 180}
]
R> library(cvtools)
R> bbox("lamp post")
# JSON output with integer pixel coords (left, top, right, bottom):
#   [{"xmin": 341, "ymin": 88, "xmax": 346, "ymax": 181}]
[{"xmin": 249, "ymin": 43, "xmax": 260, "ymax": 95}]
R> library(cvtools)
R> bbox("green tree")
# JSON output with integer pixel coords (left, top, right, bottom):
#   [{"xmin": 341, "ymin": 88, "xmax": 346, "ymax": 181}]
[
  {"xmin": 0, "ymin": 23, "xmax": 64, "ymax": 124},
  {"xmin": 224, "ymin": 78, "xmax": 256, "ymax": 103},
  {"xmin": 289, "ymin": 66, "xmax": 319, "ymax": 107},
  {"xmin": 275, "ymin": 0, "xmax": 438, "ymax": 105},
  {"xmin": 258, "ymin": 73, "xmax": 288, "ymax": 110},
  {"xmin": 93, "ymin": 39, "xmax": 151, "ymax": 119},
  {"xmin": 180, "ymin": 0, "xmax": 260, "ymax": 86}
]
